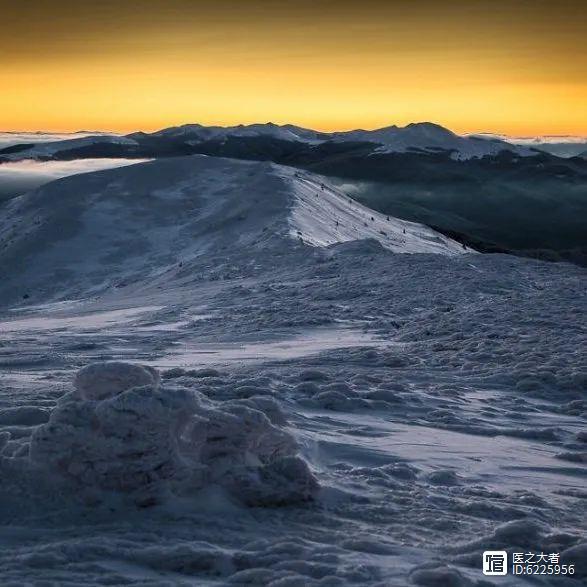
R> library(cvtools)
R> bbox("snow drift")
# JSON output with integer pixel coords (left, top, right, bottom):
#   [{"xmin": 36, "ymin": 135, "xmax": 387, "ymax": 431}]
[{"xmin": 29, "ymin": 361, "xmax": 318, "ymax": 506}]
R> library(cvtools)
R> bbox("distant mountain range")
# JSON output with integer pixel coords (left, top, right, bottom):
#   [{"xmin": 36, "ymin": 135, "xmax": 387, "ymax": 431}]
[
  {"xmin": 1, "ymin": 121, "xmax": 541, "ymax": 162},
  {"xmin": 3, "ymin": 123, "xmax": 585, "ymax": 160},
  {"xmin": 1, "ymin": 121, "xmax": 586, "ymax": 265}
]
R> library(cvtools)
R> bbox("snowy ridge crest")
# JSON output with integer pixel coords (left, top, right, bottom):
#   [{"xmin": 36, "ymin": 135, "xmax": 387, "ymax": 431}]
[
  {"xmin": 286, "ymin": 170, "xmax": 465, "ymax": 255},
  {"xmin": 0, "ymin": 155, "xmax": 466, "ymax": 304}
]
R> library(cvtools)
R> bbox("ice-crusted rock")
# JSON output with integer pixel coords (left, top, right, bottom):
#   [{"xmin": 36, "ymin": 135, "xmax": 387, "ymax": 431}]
[
  {"xmin": 410, "ymin": 565, "xmax": 474, "ymax": 587},
  {"xmin": 426, "ymin": 469, "xmax": 460, "ymax": 486},
  {"xmin": 492, "ymin": 519, "xmax": 543, "ymax": 547},
  {"xmin": 74, "ymin": 361, "xmax": 160, "ymax": 400},
  {"xmin": 220, "ymin": 455, "xmax": 318, "ymax": 506},
  {"xmin": 29, "ymin": 362, "xmax": 318, "ymax": 506},
  {"xmin": 560, "ymin": 543, "xmax": 587, "ymax": 577}
]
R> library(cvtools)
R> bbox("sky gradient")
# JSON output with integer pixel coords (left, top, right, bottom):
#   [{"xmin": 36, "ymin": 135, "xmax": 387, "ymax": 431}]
[{"xmin": 1, "ymin": 0, "xmax": 585, "ymax": 135}]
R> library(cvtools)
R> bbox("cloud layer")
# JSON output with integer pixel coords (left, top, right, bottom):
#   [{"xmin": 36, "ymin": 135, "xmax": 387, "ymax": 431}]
[
  {"xmin": 0, "ymin": 132, "xmax": 114, "ymax": 149},
  {"xmin": 0, "ymin": 158, "xmax": 147, "ymax": 201}
]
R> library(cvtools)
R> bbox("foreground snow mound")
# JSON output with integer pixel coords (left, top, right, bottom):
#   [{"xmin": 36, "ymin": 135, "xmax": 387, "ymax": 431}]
[{"xmin": 29, "ymin": 362, "xmax": 318, "ymax": 506}]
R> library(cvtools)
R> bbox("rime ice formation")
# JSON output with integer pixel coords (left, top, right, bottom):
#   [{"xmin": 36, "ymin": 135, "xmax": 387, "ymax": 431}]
[
  {"xmin": 29, "ymin": 362, "xmax": 318, "ymax": 505},
  {"xmin": 73, "ymin": 361, "xmax": 160, "ymax": 400}
]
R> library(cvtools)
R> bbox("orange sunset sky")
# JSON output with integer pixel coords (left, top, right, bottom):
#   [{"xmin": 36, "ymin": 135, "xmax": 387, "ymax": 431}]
[{"xmin": 1, "ymin": 0, "xmax": 585, "ymax": 135}]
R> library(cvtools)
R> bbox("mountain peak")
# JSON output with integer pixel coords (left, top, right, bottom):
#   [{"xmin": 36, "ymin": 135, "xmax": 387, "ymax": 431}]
[
  {"xmin": 405, "ymin": 121, "xmax": 455, "ymax": 134},
  {"xmin": 3, "ymin": 121, "xmax": 537, "ymax": 163}
]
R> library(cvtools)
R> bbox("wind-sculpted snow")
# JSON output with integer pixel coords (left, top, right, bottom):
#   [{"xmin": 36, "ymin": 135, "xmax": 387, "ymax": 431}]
[
  {"xmin": 0, "ymin": 248, "xmax": 585, "ymax": 585},
  {"xmin": 28, "ymin": 361, "xmax": 317, "ymax": 506}
]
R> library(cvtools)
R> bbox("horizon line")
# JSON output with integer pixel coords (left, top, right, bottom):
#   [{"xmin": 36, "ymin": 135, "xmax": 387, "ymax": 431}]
[{"xmin": 2, "ymin": 122, "xmax": 586, "ymax": 140}]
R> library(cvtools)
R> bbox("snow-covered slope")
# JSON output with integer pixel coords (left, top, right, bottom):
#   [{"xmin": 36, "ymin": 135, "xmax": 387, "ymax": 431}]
[
  {"xmin": 0, "ymin": 155, "xmax": 464, "ymax": 304},
  {"xmin": 288, "ymin": 172, "xmax": 463, "ymax": 254},
  {"xmin": 1, "ymin": 211, "xmax": 585, "ymax": 586}
]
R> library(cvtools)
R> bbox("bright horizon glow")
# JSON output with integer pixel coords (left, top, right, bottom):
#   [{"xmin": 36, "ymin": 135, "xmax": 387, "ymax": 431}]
[{"xmin": 1, "ymin": 0, "xmax": 585, "ymax": 136}]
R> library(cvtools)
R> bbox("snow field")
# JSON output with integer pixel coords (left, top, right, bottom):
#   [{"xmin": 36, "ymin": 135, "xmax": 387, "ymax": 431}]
[{"xmin": 0, "ymin": 154, "xmax": 584, "ymax": 585}]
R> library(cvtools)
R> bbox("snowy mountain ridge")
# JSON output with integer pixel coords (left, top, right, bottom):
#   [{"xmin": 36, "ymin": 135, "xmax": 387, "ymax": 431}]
[
  {"xmin": 469, "ymin": 132, "xmax": 587, "ymax": 158},
  {"xmin": 1, "ymin": 121, "xmax": 536, "ymax": 162},
  {"xmin": 329, "ymin": 121, "xmax": 535, "ymax": 159},
  {"xmin": 1, "ymin": 153, "xmax": 586, "ymax": 587},
  {"xmin": 287, "ymin": 171, "xmax": 463, "ymax": 254},
  {"xmin": 149, "ymin": 121, "xmax": 534, "ymax": 159},
  {"xmin": 147, "ymin": 122, "xmax": 327, "ymax": 144},
  {"xmin": 0, "ymin": 155, "xmax": 464, "ymax": 305}
]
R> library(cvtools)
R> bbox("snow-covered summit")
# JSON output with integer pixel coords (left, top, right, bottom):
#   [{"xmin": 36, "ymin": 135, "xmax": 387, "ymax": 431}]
[
  {"xmin": 331, "ymin": 121, "xmax": 454, "ymax": 144},
  {"xmin": 330, "ymin": 122, "xmax": 534, "ymax": 159},
  {"xmin": 0, "ymin": 155, "xmax": 465, "ymax": 303},
  {"xmin": 150, "ymin": 122, "xmax": 325, "ymax": 144}
]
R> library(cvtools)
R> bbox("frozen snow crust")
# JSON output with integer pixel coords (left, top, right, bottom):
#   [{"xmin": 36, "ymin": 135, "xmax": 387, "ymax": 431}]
[{"xmin": 30, "ymin": 361, "xmax": 317, "ymax": 505}]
